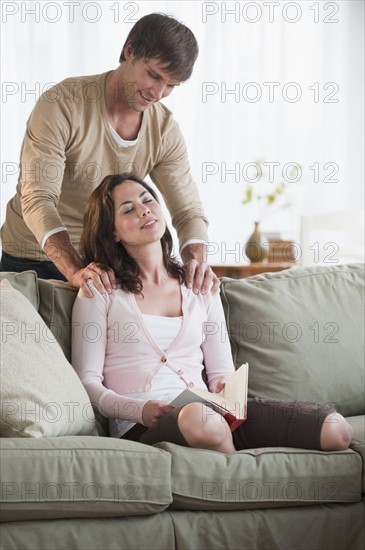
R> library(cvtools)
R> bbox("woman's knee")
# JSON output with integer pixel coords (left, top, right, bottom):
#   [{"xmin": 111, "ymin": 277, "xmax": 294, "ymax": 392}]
[
  {"xmin": 320, "ymin": 413, "xmax": 353, "ymax": 451},
  {"xmin": 177, "ymin": 403, "xmax": 228, "ymax": 447}
]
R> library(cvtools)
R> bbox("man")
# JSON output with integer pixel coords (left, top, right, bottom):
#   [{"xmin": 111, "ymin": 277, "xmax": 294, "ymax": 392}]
[{"xmin": 1, "ymin": 13, "xmax": 218, "ymax": 297}]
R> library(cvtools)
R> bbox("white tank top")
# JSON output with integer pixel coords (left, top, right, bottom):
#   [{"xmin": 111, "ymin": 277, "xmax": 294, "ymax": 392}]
[{"xmin": 110, "ymin": 314, "xmax": 186, "ymax": 438}]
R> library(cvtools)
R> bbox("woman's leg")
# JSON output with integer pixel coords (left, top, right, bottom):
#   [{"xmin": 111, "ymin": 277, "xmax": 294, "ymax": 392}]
[
  {"xmin": 232, "ymin": 398, "xmax": 353, "ymax": 451},
  {"xmin": 125, "ymin": 404, "xmax": 235, "ymax": 453},
  {"xmin": 319, "ymin": 412, "xmax": 353, "ymax": 450},
  {"xmin": 125, "ymin": 400, "xmax": 353, "ymax": 453},
  {"xmin": 177, "ymin": 403, "xmax": 236, "ymax": 453}
]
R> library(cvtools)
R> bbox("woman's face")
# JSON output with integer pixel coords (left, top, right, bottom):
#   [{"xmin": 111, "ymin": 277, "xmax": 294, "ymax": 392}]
[{"xmin": 112, "ymin": 180, "xmax": 166, "ymax": 249}]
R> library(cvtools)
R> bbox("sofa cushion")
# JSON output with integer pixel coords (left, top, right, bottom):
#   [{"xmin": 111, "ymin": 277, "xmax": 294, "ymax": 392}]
[
  {"xmin": 220, "ymin": 264, "xmax": 365, "ymax": 417},
  {"xmin": 0, "ymin": 270, "xmax": 39, "ymax": 311},
  {"xmin": 37, "ymin": 278, "xmax": 78, "ymax": 362},
  {"xmin": 0, "ymin": 515, "xmax": 176, "ymax": 550},
  {"xmin": 155, "ymin": 441, "xmax": 362, "ymax": 511},
  {"xmin": 0, "ymin": 436, "xmax": 172, "ymax": 521},
  {"xmin": 1, "ymin": 505, "xmax": 364, "ymax": 550},
  {"xmin": 169, "ymin": 503, "xmax": 365, "ymax": 550},
  {"xmin": 36, "ymin": 278, "xmax": 109, "ymax": 436},
  {"xmin": 0, "ymin": 279, "xmax": 96, "ymax": 438},
  {"xmin": 347, "ymin": 415, "xmax": 365, "ymax": 494}
]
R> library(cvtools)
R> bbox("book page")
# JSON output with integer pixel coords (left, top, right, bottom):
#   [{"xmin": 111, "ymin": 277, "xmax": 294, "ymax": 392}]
[
  {"xmin": 170, "ymin": 363, "xmax": 249, "ymax": 420},
  {"xmin": 182, "ymin": 362, "xmax": 248, "ymax": 419},
  {"xmin": 222, "ymin": 362, "xmax": 249, "ymax": 417}
]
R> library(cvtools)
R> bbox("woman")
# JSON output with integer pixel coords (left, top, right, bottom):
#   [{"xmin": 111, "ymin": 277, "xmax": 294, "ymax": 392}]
[{"xmin": 72, "ymin": 173, "xmax": 352, "ymax": 453}]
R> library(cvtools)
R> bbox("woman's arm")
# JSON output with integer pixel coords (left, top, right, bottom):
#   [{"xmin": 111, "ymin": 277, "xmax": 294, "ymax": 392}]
[
  {"xmin": 71, "ymin": 286, "xmax": 147, "ymax": 424},
  {"xmin": 201, "ymin": 291, "xmax": 236, "ymax": 392}
]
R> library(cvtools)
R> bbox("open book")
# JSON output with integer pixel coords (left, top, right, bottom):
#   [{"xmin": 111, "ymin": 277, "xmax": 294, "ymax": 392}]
[{"xmin": 170, "ymin": 363, "xmax": 249, "ymax": 432}]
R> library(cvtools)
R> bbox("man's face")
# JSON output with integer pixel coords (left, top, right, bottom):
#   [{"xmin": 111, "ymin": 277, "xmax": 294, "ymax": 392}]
[{"xmin": 117, "ymin": 48, "xmax": 182, "ymax": 112}]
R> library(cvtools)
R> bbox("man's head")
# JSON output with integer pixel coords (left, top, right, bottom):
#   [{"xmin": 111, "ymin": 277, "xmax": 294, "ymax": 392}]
[{"xmin": 119, "ymin": 13, "xmax": 199, "ymax": 83}]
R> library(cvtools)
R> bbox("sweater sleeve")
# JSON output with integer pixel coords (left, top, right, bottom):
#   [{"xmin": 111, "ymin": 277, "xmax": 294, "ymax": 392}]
[
  {"xmin": 19, "ymin": 83, "xmax": 71, "ymax": 245},
  {"xmin": 149, "ymin": 119, "xmax": 209, "ymax": 247},
  {"xmin": 201, "ymin": 291, "xmax": 236, "ymax": 392},
  {"xmin": 71, "ymin": 286, "xmax": 146, "ymax": 424}
]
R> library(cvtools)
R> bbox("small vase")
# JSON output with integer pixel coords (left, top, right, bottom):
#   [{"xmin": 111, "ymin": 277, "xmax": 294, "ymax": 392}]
[{"xmin": 244, "ymin": 221, "xmax": 269, "ymax": 263}]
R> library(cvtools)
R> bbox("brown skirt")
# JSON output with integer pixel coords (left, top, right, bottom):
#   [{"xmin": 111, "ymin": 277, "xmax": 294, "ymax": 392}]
[{"xmin": 121, "ymin": 398, "xmax": 336, "ymax": 451}]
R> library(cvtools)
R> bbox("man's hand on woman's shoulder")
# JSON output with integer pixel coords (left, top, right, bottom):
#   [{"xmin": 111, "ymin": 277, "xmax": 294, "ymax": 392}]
[
  {"xmin": 181, "ymin": 243, "xmax": 220, "ymax": 295},
  {"xmin": 71, "ymin": 263, "xmax": 116, "ymax": 298},
  {"xmin": 184, "ymin": 259, "xmax": 220, "ymax": 295}
]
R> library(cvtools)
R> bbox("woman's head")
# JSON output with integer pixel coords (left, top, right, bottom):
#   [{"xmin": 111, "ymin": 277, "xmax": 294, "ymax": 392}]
[
  {"xmin": 112, "ymin": 177, "xmax": 166, "ymax": 248},
  {"xmin": 80, "ymin": 173, "xmax": 184, "ymax": 293}
]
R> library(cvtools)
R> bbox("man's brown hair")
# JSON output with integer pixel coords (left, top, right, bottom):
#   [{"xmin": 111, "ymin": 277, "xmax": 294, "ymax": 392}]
[{"xmin": 119, "ymin": 13, "xmax": 199, "ymax": 82}]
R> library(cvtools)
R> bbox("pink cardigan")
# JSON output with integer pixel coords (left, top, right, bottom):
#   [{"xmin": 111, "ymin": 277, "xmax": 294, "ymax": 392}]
[{"xmin": 71, "ymin": 284, "xmax": 235, "ymax": 425}]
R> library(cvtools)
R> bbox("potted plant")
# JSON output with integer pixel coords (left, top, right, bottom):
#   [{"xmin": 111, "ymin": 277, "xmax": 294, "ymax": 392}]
[{"xmin": 242, "ymin": 159, "xmax": 298, "ymax": 262}]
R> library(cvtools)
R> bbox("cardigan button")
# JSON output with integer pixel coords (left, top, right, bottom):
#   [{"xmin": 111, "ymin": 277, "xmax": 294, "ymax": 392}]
[
  {"xmin": 187, "ymin": 382, "xmax": 194, "ymax": 388},
  {"xmin": 161, "ymin": 356, "xmax": 167, "ymax": 363},
  {"xmin": 177, "ymin": 369, "xmax": 184, "ymax": 375}
]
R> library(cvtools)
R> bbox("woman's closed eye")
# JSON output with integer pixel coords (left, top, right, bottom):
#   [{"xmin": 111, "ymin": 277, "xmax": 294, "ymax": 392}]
[
  {"xmin": 120, "ymin": 204, "xmax": 134, "ymax": 214},
  {"xmin": 122, "ymin": 199, "xmax": 153, "ymax": 214}
]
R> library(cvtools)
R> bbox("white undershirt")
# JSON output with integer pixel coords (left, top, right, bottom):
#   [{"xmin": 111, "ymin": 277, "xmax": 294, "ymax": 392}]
[
  {"xmin": 108, "ymin": 122, "xmax": 139, "ymax": 148},
  {"xmin": 110, "ymin": 314, "xmax": 186, "ymax": 438}
]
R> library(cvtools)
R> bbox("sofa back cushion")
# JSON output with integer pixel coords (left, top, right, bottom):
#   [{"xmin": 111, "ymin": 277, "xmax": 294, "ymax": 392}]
[
  {"xmin": 0, "ymin": 271, "xmax": 39, "ymax": 311},
  {"xmin": 37, "ymin": 277, "xmax": 109, "ymax": 436},
  {"xmin": 0, "ymin": 279, "xmax": 96, "ymax": 437},
  {"xmin": 0, "ymin": 272, "xmax": 78, "ymax": 362},
  {"xmin": 220, "ymin": 264, "xmax": 365, "ymax": 416},
  {"xmin": 38, "ymin": 278, "xmax": 78, "ymax": 362},
  {"xmin": 0, "ymin": 273, "xmax": 110, "ymax": 436}
]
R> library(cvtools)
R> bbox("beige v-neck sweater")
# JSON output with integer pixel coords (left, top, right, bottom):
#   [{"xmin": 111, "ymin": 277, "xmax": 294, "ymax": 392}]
[{"xmin": 1, "ymin": 72, "xmax": 208, "ymax": 260}]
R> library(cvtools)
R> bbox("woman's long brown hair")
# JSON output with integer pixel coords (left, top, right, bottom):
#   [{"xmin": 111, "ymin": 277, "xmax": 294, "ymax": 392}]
[{"xmin": 80, "ymin": 173, "xmax": 185, "ymax": 294}]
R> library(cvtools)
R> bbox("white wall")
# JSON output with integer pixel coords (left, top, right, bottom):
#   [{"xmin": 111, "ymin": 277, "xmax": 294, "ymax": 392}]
[{"xmin": 1, "ymin": 1, "xmax": 364, "ymax": 264}]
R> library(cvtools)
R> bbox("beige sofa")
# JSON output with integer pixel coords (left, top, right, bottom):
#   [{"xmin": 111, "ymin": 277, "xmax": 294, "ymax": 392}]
[{"xmin": 1, "ymin": 264, "xmax": 364, "ymax": 550}]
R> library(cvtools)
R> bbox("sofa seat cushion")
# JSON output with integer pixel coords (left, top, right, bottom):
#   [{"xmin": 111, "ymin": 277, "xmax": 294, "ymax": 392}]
[
  {"xmin": 347, "ymin": 415, "xmax": 365, "ymax": 493},
  {"xmin": 0, "ymin": 436, "xmax": 172, "ymax": 522},
  {"xmin": 220, "ymin": 264, "xmax": 365, "ymax": 417},
  {"xmin": 155, "ymin": 442, "xmax": 362, "ymax": 511}
]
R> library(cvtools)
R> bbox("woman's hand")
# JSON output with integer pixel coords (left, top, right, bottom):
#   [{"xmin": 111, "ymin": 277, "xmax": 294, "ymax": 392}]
[
  {"xmin": 214, "ymin": 378, "xmax": 227, "ymax": 394},
  {"xmin": 142, "ymin": 400, "xmax": 174, "ymax": 428},
  {"xmin": 70, "ymin": 262, "xmax": 116, "ymax": 298}
]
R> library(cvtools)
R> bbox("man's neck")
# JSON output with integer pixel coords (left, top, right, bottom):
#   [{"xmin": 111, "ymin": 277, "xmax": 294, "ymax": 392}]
[{"xmin": 104, "ymin": 68, "xmax": 142, "ymax": 140}]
